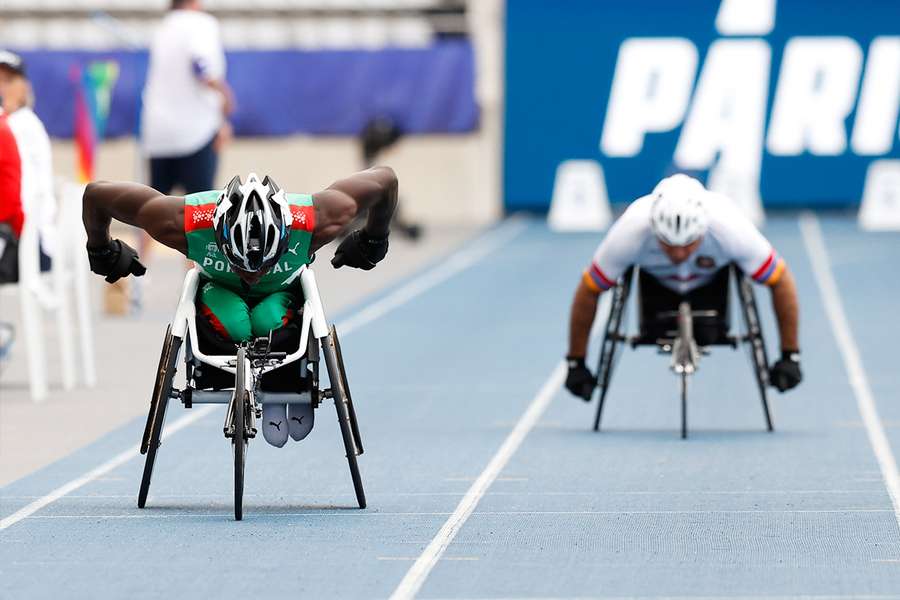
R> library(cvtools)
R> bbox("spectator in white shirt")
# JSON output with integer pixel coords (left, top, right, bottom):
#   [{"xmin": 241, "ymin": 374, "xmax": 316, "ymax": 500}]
[
  {"xmin": 0, "ymin": 50, "xmax": 56, "ymax": 266},
  {"xmin": 141, "ymin": 0, "xmax": 234, "ymax": 195}
]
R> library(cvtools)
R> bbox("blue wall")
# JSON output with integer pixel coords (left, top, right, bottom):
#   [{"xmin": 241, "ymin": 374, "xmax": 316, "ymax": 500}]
[
  {"xmin": 17, "ymin": 41, "xmax": 477, "ymax": 139},
  {"xmin": 504, "ymin": 0, "xmax": 900, "ymax": 209}
]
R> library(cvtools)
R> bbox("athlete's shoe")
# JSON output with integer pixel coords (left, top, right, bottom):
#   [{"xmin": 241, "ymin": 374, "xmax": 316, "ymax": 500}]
[
  {"xmin": 288, "ymin": 402, "xmax": 314, "ymax": 441},
  {"xmin": 262, "ymin": 403, "xmax": 289, "ymax": 448}
]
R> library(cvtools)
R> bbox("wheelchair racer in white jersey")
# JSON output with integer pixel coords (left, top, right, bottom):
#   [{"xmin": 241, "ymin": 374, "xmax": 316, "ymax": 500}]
[{"xmin": 565, "ymin": 174, "xmax": 802, "ymax": 399}]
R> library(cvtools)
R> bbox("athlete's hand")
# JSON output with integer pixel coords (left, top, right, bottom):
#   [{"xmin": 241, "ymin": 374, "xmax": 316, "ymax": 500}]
[
  {"xmin": 331, "ymin": 229, "xmax": 388, "ymax": 270},
  {"xmin": 86, "ymin": 239, "xmax": 147, "ymax": 283},
  {"xmin": 565, "ymin": 356, "xmax": 596, "ymax": 401},
  {"xmin": 770, "ymin": 350, "xmax": 802, "ymax": 392}
]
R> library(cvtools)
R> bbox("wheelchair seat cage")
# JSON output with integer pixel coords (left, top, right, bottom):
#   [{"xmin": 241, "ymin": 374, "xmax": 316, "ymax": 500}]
[
  {"xmin": 137, "ymin": 266, "xmax": 366, "ymax": 520},
  {"xmin": 592, "ymin": 265, "xmax": 774, "ymax": 438}
]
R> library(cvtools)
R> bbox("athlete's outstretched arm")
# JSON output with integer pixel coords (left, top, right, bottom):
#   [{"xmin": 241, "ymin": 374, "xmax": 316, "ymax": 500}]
[
  {"xmin": 311, "ymin": 166, "xmax": 398, "ymax": 249},
  {"xmin": 566, "ymin": 278, "xmax": 602, "ymax": 400},
  {"xmin": 83, "ymin": 181, "xmax": 186, "ymax": 253},
  {"xmin": 311, "ymin": 166, "xmax": 398, "ymax": 269},
  {"xmin": 766, "ymin": 263, "xmax": 802, "ymax": 391},
  {"xmin": 568, "ymin": 278, "xmax": 601, "ymax": 358},
  {"xmin": 769, "ymin": 264, "xmax": 799, "ymax": 351}
]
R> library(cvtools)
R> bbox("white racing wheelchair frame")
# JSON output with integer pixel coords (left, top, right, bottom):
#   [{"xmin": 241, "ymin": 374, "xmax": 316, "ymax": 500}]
[
  {"xmin": 592, "ymin": 265, "xmax": 774, "ymax": 438},
  {"xmin": 137, "ymin": 266, "xmax": 365, "ymax": 520}
]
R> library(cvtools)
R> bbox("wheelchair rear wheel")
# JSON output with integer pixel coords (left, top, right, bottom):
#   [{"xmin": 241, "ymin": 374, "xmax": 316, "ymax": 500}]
[
  {"xmin": 593, "ymin": 270, "xmax": 632, "ymax": 431},
  {"xmin": 232, "ymin": 347, "xmax": 248, "ymax": 521},
  {"xmin": 332, "ymin": 325, "xmax": 363, "ymax": 454},
  {"xmin": 324, "ymin": 328, "xmax": 366, "ymax": 509},
  {"xmin": 737, "ymin": 276, "xmax": 774, "ymax": 432},
  {"xmin": 138, "ymin": 325, "xmax": 181, "ymax": 508}
]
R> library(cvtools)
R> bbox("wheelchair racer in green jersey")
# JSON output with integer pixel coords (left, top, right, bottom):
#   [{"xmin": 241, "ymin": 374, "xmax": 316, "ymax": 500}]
[{"xmin": 82, "ymin": 167, "xmax": 397, "ymax": 446}]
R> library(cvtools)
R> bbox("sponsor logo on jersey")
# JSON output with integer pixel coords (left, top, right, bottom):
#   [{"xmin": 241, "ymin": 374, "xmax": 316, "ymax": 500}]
[
  {"xmin": 201, "ymin": 256, "xmax": 233, "ymax": 273},
  {"xmin": 201, "ymin": 255, "xmax": 297, "ymax": 277}
]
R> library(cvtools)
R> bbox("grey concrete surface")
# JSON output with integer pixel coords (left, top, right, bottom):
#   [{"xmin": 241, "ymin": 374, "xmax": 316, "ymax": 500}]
[{"xmin": 0, "ymin": 225, "xmax": 477, "ymax": 486}]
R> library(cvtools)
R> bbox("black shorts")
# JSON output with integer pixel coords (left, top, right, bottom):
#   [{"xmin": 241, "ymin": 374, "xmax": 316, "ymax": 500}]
[
  {"xmin": 637, "ymin": 266, "xmax": 731, "ymax": 346},
  {"xmin": 149, "ymin": 135, "xmax": 218, "ymax": 195}
]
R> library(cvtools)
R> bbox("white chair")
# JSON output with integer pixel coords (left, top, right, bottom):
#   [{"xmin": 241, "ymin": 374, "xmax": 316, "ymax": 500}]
[{"xmin": 1, "ymin": 181, "xmax": 96, "ymax": 401}]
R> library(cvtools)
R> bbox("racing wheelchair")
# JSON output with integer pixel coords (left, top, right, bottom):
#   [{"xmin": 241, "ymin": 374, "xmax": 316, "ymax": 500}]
[
  {"xmin": 137, "ymin": 266, "xmax": 365, "ymax": 520},
  {"xmin": 591, "ymin": 264, "xmax": 773, "ymax": 438}
]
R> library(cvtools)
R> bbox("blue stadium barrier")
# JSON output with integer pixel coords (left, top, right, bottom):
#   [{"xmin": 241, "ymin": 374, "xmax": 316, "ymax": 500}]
[
  {"xmin": 504, "ymin": 0, "xmax": 900, "ymax": 209},
  {"xmin": 16, "ymin": 40, "xmax": 478, "ymax": 139}
]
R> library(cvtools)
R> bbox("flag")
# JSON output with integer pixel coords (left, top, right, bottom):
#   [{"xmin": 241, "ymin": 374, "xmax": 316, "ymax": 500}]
[{"xmin": 73, "ymin": 61, "xmax": 119, "ymax": 183}]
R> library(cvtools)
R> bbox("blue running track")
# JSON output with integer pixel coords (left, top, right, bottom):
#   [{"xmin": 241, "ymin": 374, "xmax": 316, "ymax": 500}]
[{"xmin": 2, "ymin": 215, "xmax": 899, "ymax": 599}]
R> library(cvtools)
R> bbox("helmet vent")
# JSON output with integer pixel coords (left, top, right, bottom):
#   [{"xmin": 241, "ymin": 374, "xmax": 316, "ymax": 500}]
[{"xmin": 233, "ymin": 225, "xmax": 243, "ymax": 251}]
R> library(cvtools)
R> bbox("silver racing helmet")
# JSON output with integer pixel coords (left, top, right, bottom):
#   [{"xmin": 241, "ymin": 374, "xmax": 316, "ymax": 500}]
[
  {"xmin": 649, "ymin": 174, "xmax": 709, "ymax": 246},
  {"xmin": 212, "ymin": 173, "xmax": 293, "ymax": 273}
]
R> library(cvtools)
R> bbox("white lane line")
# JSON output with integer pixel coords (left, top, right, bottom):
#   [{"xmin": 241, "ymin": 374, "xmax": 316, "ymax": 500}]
[
  {"xmin": 0, "ymin": 218, "xmax": 529, "ymax": 532},
  {"xmin": 22, "ymin": 508, "xmax": 895, "ymax": 520},
  {"xmin": 389, "ymin": 361, "xmax": 566, "ymax": 600},
  {"xmin": 335, "ymin": 216, "xmax": 527, "ymax": 334},
  {"xmin": 0, "ymin": 405, "xmax": 216, "ymax": 531},
  {"xmin": 389, "ymin": 292, "xmax": 611, "ymax": 600},
  {"xmin": 800, "ymin": 212, "xmax": 900, "ymax": 533},
  {"xmin": 424, "ymin": 596, "xmax": 900, "ymax": 600},
  {"xmin": 2, "ymin": 488, "xmax": 882, "ymax": 500}
]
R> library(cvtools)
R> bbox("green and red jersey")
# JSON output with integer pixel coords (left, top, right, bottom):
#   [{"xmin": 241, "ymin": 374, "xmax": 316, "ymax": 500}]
[{"xmin": 184, "ymin": 190, "xmax": 316, "ymax": 297}]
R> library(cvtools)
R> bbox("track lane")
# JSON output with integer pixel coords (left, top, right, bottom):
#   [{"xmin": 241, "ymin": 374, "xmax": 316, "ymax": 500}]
[
  {"xmin": 415, "ymin": 217, "xmax": 900, "ymax": 598},
  {"xmin": 0, "ymin": 219, "xmax": 596, "ymax": 599}
]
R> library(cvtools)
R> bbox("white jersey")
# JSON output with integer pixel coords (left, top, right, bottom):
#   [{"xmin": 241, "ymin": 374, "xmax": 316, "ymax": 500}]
[
  {"xmin": 584, "ymin": 192, "xmax": 785, "ymax": 294},
  {"xmin": 141, "ymin": 10, "xmax": 225, "ymax": 157},
  {"xmin": 7, "ymin": 107, "xmax": 57, "ymax": 257}
]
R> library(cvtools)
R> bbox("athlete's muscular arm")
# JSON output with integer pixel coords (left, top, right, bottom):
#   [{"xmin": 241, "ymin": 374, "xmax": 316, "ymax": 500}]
[
  {"xmin": 310, "ymin": 166, "xmax": 398, "ymax": 250},
  {"xmin": 311, "ymin": 166, "xmax": 398, "ymax": 270},
  {"xmin": 83, "ymin": 181, "xmax": 187, "ymax": 254},
  {"xmin": 568, "ymin": 278, "xmax": 601, "ymax": 358},
  {"xmin": 769, "ymin": 265, "xmax": 799, "ymax": 351}
]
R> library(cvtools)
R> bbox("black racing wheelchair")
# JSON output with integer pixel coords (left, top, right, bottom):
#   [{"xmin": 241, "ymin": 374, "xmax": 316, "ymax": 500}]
[
  {"xmin": 138, "ymin": 266, "xmax": 365, "ymax": 520},
  {"xmin": 592, "ymin": 264, "xmax": 773, "ymax": 438}
]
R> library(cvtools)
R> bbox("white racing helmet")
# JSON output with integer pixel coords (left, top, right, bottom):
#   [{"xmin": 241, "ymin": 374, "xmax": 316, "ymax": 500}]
[
  {"xmin": 213, "ymin": 173, "xmax": 293, "ymax": 273},
  {"xmin": 649, "ymin": 174, "xmax": 708, "ymax": 246}
]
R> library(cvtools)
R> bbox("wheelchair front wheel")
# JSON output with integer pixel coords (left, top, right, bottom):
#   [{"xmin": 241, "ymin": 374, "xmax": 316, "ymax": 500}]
[
  {"xmin": 232, "ymin": 347, "xmax": 248, "ymax": 521},
  {"xmin": 139, "ymin": 325, "xmax": 181, "ymax": 509}
]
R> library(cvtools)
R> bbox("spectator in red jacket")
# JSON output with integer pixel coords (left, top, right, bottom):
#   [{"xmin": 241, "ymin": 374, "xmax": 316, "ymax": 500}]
[
  {"xmin": 0, "ymin": 109, "xmax": 23, "ymax": 283},
  {"xmin": 0, "ymin": 110, "xmax": 23, "ymax": 237}
]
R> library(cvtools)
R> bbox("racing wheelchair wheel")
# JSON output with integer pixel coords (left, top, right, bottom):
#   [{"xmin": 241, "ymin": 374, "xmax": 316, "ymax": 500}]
[
  {"xmin": 232, "ymin": 346, "xmax": 248, "ymax": 521},
  {"xmin": 593, "ymin": 268, "xmax": 632, "ymax": 431},
  {"xmin": 332, "ymin": 325, "xmax": 363, "ymax": 455},
  {"xmin": 138, "ymin": 325, "xmax": 182, "ymax": 508},
  {"xmin": 737, "ymin": 274, "xmax": 774, "ymax": 432},
  {"xmin": 324, "ymin": 325, "xmax": 366, "ymax": 509}
]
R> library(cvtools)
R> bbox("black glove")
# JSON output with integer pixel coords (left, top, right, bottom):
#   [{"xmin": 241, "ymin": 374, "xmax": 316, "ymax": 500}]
[
  {"xmin": 331, "ymin": 229, "xmax": 388, "ymax": 270},
  {"xmin": 87, "ymin": 239, "xmax": 147, "ymax": 283},
  {"xmin": 770, "ymin": 350, "xmax": 802, "ymax": 392},
  {"xmin": 565, "ymin": 356, "xmax": 596, "ymax": 401}
]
